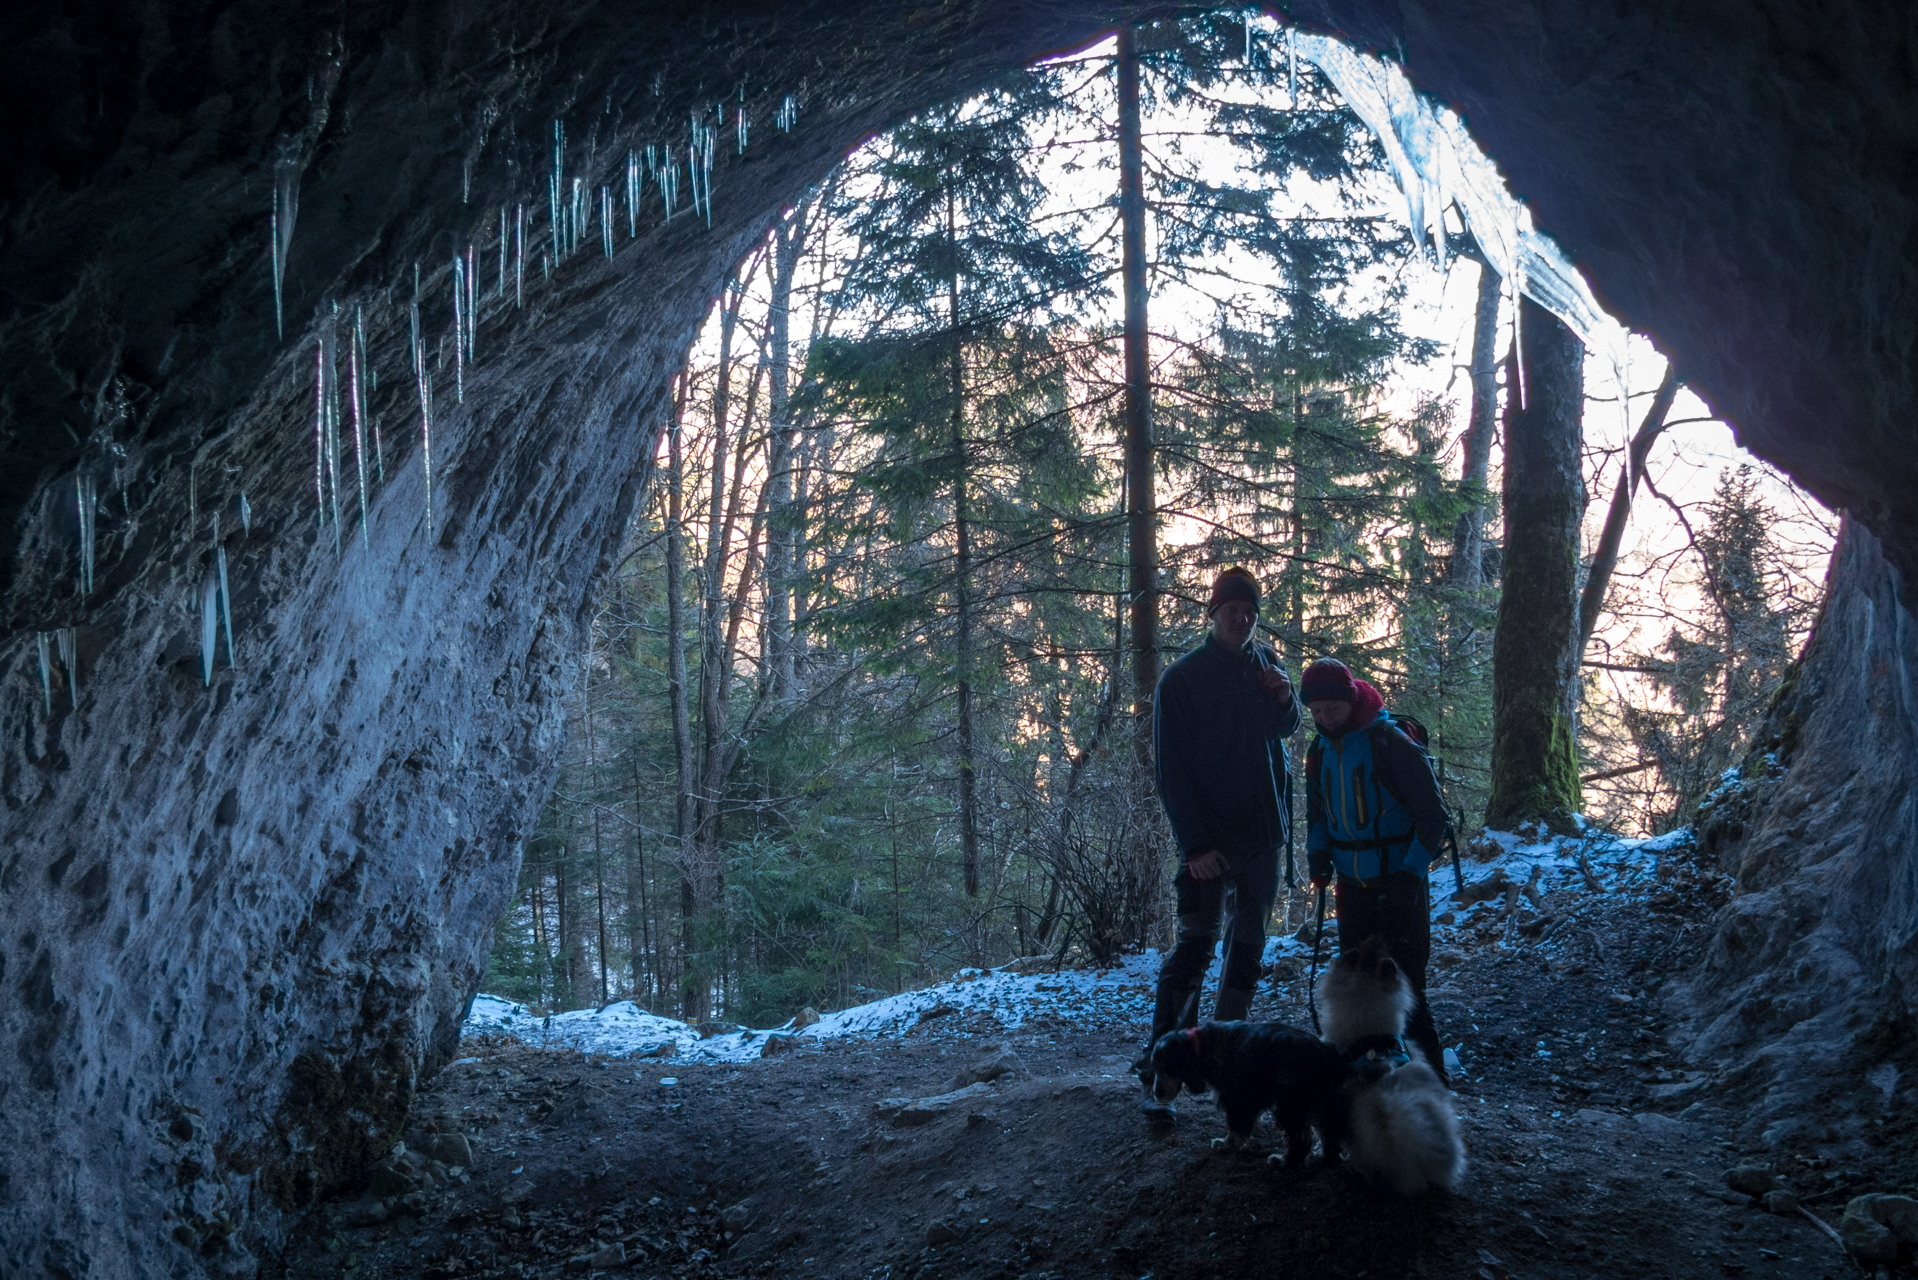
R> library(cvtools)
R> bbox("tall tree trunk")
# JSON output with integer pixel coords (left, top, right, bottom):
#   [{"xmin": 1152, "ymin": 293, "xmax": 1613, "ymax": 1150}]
[
  {"xmin": 1118, "ymin": 25, "xmax": 1158, "ymax": 757},
  {"xmin": 765, "ymin": 204, "xmax": 808, "ymax": 704},
  {"xmin": 1577, "ymin": 364, "xmax": 1680, "ymax": 659},
  {"xmin": 582, "ymin": 614, "xmax": 610, "ymax": 1005},
  {"xmin": 948, "ymin": 175, "xmax": 981, "ymax": 899},
  {"xmin": 1449, "ymin": 264, "xmax": 1504, "ymax": 592},
  {"xmin": 665, "ymin": 373, "xmax": 698, "ymax": 1018},
  {"xmin": 1486, "ymin": 296, "xmax": 1585, "ymax": 832}
]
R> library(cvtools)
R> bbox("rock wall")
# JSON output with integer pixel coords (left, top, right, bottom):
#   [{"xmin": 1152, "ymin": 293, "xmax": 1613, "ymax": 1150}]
[
  {"xmin": 1674, "ymin": 516, "xmax": 1918, "ymax": 1148},
  {"xmin": 1, "ymin": 0, "xmax": 1917, "ymax": 1275}
]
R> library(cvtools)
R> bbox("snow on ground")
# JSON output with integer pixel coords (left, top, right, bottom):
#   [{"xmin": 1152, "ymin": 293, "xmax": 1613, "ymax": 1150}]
[{"xmin": 462, "ymin": 822, "xmax": 1687, "ymax": 1065}]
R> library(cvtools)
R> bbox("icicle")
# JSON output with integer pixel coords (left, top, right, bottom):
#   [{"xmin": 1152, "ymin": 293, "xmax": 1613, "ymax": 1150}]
[
  {"xmin": 214, "ymin": 513, "xmax": 234, "ymax": 667},
  {"xmin": 600, "ymin": 186, "xmax": 614, "ymax": 258},
  {"xmin": 514, "ymin": 204, "xmax": 525, "ymax": 307},
  {"xmin": 271, "ymin": 163, "xmax": 300, "ymax": 342},
  {"xmin": 418, "ymin": 369, "xmax": 435, "ymax": 538},
  {"xmin": 465, "ymin": 243, "xmax": 478, "ymax": 362},
  {"xmin": 736, "ymin": 107, "xmax": 748, "ymax": 155},
  {"xmin": 200, "ymin": 576, "xmax": 217, "ymax": 686},
  {"xmin": 498, "ymin": 205, "xmax": 508, "ymax": 299},
  {"xmin": 550, "ymin": 120, "xmax": 566, "ymax": 261},
  {"xmin": 462, "ymin": 157, "xmax": 472, "ymax": 204},
  {"xmin": 36, "ymin": 631, "xmax": 53, "ymax": 715},
  {"xmin": 349, "ymin": 310, "xmax": 370, "ymax": 546},
  {"xmin": 239, "ymin": 490, "xmax": 252, "ymax": 534},
  {"xmin": 626, "ymin": 150, "xmax": 640, "ymax": 239},
  {"xmin": 322, "ymin": 325, "xmax": 343, "ymax": 555},
  {"xmin": 571, "ymin": 178, "xmax": 586, "ymax": 256},
  {"xmin": 661, "ymin": 157, "xmax": 679, "ymax": 221},
  {"xmin": 313, "ymin": 340, "xmax": 328, "ymax": 533},
  {"xmin": 76, "ymin": 473, "xmax": 96, "ymax": 596},
  {"xmin": 776, "ymin": 95, "xmax": 796, "ymax": 132},
  {"xmin": 270, "ymin": 207, "xmax": 283, "ymax": 341},
  {"xmin": 451, "ymin": 255, "xmax": 466, "ymax": 404},
  {"xmin": 58, "ymin": 627, "xmax": 79, "ymax": 708}
]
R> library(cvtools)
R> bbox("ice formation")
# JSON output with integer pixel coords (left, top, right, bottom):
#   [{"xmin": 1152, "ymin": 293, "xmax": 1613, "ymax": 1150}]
[
  {"xmin": 776, "ymin": 94, "xmax": 796, "ymax": 132},
  {"xmin": 199, "ymin": 575, "xmax": 217, "ymax": 686},
  {"xmin": 626, "ymin": 150, "xmax": 640, "ymax": 239},
  {"xmin": 600, "ymin": 185, "xmax": 614, "ymax": 258},
  {"xmin": 75, "ymin": 473, "xmax": 96, "ymax": 596},
  {"xmin": 56, "ymin": 627, "xmax": 77, "ymax": 708},
  {"xmin": 1293, "ymin": 33, "xmax": 1627, "ymax": 374},
  {"xmin": 35, "ymin": 631, "xmax": 52, "ymax": 714},
  {"xmin": 269, "ymin": 162, "xmax": 300, "ymax": 341}
]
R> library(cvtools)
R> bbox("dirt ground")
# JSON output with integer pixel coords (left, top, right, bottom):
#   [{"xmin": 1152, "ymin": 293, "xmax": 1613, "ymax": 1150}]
[{"xmin": 269, "ymin": 869, "xmax": 1916, "ymax": 1280}]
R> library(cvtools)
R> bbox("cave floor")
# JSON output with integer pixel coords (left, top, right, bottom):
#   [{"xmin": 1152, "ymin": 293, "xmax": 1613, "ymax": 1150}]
[{"xmin": 270, "ymin": 883, "xmax": 1902, "ymax": 1280}]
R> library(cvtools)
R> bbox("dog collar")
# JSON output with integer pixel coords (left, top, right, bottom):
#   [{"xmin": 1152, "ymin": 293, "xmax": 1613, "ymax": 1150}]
[
  {"xmin": 1184, "ymin": 1026, "xmax": 1202, "ymax": 1052},
  {"xmin": 1341, "ymin": 1034, "xmax": 1410, "ymax": 1067}
]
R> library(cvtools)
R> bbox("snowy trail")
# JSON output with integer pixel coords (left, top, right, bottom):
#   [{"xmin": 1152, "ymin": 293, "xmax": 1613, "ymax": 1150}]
[{"xmin": 462, "ymin": 825, "xmax": 1679, "ymax": 1065}]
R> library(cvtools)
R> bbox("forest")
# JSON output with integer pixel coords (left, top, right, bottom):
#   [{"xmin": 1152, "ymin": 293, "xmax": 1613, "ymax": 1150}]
[{"xmin": 482, "ymin": 15, "xmax": 1831, "ymax": 1027}]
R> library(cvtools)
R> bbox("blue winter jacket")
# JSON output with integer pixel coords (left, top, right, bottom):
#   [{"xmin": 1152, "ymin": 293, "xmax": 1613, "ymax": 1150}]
[{"xmin": 1305, "ymin": 710, "xmax": 1448, "ymax": 883}]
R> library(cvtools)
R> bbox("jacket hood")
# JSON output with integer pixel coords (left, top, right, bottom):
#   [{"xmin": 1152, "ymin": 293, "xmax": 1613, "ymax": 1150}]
[{"xmin": 1342, "ymin": 679, "xmax": 1385, "ymax": 735}]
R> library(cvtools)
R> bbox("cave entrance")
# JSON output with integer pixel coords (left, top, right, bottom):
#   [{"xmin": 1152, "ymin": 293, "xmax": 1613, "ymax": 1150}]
[{"xmin": 482, "ymin": 14, "xmax": 1832, "ymax": 1028}]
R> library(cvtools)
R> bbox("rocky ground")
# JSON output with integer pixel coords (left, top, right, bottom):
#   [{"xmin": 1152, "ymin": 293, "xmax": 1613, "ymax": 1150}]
[{"xmin": 268, "ymin": 840, "xmax": 1917, "ymax": 1280}]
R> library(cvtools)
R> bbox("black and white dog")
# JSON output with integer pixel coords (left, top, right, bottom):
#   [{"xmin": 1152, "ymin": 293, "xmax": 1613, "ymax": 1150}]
[
  {"xmin": 1315, "ymin": 937, "xmax": 1466, "ymax": 1195},
  {"xmin": 1146, "ymin": 1020, "xmax": 1347, "ymax": 1165}
]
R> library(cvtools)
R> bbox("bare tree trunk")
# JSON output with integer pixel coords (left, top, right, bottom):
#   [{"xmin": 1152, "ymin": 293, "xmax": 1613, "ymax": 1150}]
[
  {"xmin": 1118, "ymin": 25, "xmax": 1158, "ymax": 759},
  {"xmin": 765, "ymin": 202, "xmax": 810, "ymax": 704},
  {"xmin": 1450, "ymin": 265, "xmax": 1504, "ymax": 592},
  {"xmin": 1577, "ymin": 364, "xmax": 1681, "ymax": 658},
  {"xmin": 947, "ymin": 173, "xmax": 982, "ymax": 899},
  {"xmin": 583, "ymin": 614, "xmax": 610, "ymax": 1006},
  {"xmin": 665, "ymin": 373, "xmax": 697, "ymax": 1017},
  {"xmin": 1486, "ymin": 297, "xmax": 1585, "ymax": 833}
]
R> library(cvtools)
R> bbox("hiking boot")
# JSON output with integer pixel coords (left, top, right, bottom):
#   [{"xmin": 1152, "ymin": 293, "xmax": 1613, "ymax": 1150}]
[{"xmin": 1213, "ymin": 985, "xmax": 1254, "ymax": 1023}]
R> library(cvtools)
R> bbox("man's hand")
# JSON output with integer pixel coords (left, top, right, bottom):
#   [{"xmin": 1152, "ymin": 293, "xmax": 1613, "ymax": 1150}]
[
  {"xmin": 1259, "ymin": 666, "xmax": 1293, "ymax": 705},
  {"xmin": 1187, "ymin": 849, "xmax": 1227, "ymax": 881},
  {"xmin": 1309, "ymin": 872, "xmax": 1331, "ymax": 891}
]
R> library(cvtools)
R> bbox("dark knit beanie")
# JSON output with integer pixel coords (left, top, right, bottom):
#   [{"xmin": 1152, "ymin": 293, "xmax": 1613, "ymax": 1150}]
[
  {"xmin": 1300, "ymin": 658, "xmax": 1359, "ymax": 704},
  {"xmin": 1206, "ymin": 566, "xmax": 1260, "ymax": 615}
]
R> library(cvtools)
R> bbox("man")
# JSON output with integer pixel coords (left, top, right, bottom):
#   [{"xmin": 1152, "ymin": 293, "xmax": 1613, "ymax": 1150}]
[
  {"xmin": 1139, "ymin": 566, "xmax": 1298, "ymax": 1111},
  {"xmin": 1301, "ymin": 658, "xmax": 1449, "ymax": 1077}
]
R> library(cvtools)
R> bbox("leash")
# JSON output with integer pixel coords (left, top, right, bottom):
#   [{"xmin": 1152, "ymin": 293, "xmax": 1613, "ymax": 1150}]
[{"xmin": 1307, "ymin": 884, "xmax": 1326, "ymax": 1036}]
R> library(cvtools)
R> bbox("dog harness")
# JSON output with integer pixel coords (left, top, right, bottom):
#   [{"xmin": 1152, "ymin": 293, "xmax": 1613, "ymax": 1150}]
[{"xmin": 1340, "ymin": 1033, "xmax": 1412, "ymax": 1068}]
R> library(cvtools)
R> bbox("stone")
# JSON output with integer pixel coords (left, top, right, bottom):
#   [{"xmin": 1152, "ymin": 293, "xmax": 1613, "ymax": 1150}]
[
  {"xmin": 943, "ymin": 1046, "xmax": 1026, "ymax": 1092},
  {"xmin": 720, "ymin": 1202, "xmax": 754, "ymax": 1233},
  {"xmin": 1840, "ymin": 1199, "xmax": 1905, "ymax": 1265},
  {"xmin": 1725, "ymin": 1161, "xmax": 1780, "ymax": 1196},
  {"xmin": 500, "ymin": 1179, "xmax": 537, "ymax": 1206},
  {"xmin": 761, "ymin": 1035, "xmax": 800, "ymax": 1058},
  {"xmin": 873, "ymin": 1082, "xmax": 996, "ymax": 1127},
  {"xmin": 340, "ymin": 1196, "xmax": 400, "ymax": 1228},
  {"xmin": 697, "ymin": 1022, "xmax": 742, "ymax": 1038},
  {"xmin": 1632, "ymin": 1112, "xmax": 1693, "ymax": 1137},
  {"xmin": 794, "ymin": 1007, "xmax": 822, "ymax": 1029},
  {"xmin": 425, "ymin": 1132, "xmax": 473, "ymax": 1167},
  {"xmin": 635, "ymin": 1040, "xmax": 676, "ymax": 1059},
  {"xmin": 589, "ymin": 1241, "xmax": 627, "ymax": 1268},
  {"xmin": 367, "ymin": 1165, "xmax": 419, "ymax": 1199},
  {"xmin": 1847, "ymin": 1194, "xmax": 1918, "ymax": 1246},
  {"xmin": 925, "ymin": 1218, "xmax": 961, "ymax": 1246},
  {"xmin": 1761, "ymin": 1190, "xmax": 1799, "ymax": 1215}
]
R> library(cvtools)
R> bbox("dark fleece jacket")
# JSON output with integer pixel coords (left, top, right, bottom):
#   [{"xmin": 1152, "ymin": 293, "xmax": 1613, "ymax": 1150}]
[{"xmin": 1153, "ymin": 639, "xmax": 1301, "ymax": 858}]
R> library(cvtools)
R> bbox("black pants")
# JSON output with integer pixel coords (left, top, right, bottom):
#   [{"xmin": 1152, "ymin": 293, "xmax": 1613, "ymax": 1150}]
[
  {"xmin": 1335, "ymin": 871, "xmax": 1444, "ymax": 1074},
  {"xmin": 1148, "ymin": 848, "xmax": 1278, "ymax": 1040}
]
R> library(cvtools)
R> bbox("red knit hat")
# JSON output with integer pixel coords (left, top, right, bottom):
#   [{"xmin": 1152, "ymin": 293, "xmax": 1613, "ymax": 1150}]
[
  {"xmin": 1300, "ymin": 658, "xmax": 1359, "ymax": 704},
  {"xmin": 1206, "ymin": 566, "xmax": 1259, "ymax": 615}
]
